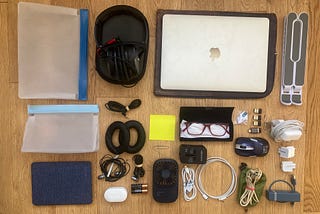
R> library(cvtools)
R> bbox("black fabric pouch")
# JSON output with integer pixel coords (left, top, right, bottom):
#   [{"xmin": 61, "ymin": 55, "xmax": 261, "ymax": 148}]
[{"xmin": 179, "ymin": 107, "xmax": 234, "ymax": 141}]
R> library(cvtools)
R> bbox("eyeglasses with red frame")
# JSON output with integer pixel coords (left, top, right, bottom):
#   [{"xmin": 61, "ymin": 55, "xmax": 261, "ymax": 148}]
[{"xmin": 181, "ymin": 121, "xmax": 230, "ymax": 137}]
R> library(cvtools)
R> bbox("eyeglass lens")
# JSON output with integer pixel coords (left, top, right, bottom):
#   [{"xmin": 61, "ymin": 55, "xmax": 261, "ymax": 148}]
[{"xmin": 185, "ymin": 122, "xmax": 229, "ymax": 136}]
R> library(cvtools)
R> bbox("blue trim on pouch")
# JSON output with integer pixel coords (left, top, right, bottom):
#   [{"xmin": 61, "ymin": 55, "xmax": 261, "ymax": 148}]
[
  {"xmin": 28, "ymin": 105, "xmax": 99, "ymax": 114},
  {"xmin": 78, "ymin": 9, "xmax": 89, "ymax": 100}
]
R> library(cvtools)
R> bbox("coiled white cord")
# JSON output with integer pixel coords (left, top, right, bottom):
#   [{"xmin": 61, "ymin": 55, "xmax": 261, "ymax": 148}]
[
  {"xmin": 239, "ymin": 168, "xmax": 262, "ymax": 207},
  {"xmin": 195, "ymin": 157, "xmax": 237, "ymax": 201},
  {"xmin": 270, "ymin": 120, "xmax": 304, "ymax": 142},
  {"xmin": 182, "ymin": 166, "xmax": 197, "ymax": 201}
]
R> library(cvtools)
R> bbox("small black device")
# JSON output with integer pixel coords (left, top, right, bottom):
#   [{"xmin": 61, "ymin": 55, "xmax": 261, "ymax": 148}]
[
  {"xmin": 179, "ymin": 144, "xmax": 207, "ymax": 164},
  {"xmin": 235, "ymin": 137, "xmax": 269, "ymax": 157},
  {"xmin": 266, "ymin": 176, "xmax": 300, "ymax": 204},
  {"xmin": 152, "ymin": 159, "xmax": 178, "ymax": 203}
]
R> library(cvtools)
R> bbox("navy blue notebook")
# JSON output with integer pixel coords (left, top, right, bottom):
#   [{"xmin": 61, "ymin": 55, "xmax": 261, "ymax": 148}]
[{"xmin": 31, "ymin": 162, "xmax": 92, "ymax": 205}]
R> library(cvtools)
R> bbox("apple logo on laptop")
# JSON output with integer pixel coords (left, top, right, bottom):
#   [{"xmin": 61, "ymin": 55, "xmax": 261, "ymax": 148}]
[{"xmin": 209, "ymin": 47, "xmax": 221, "ymax": 61}]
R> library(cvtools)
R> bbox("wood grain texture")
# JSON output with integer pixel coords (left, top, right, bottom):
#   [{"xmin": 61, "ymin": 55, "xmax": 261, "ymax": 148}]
[
  {"xmin": 304, "ymin": 0, "xmax": 320, "ymax": 212},
  {"xmin": 0, "ymin": 3, "xmax": 13, "ymax": 213},
  {"xmin": 1, "ymin": 0, "xmax": 320, "ymax": 213}
]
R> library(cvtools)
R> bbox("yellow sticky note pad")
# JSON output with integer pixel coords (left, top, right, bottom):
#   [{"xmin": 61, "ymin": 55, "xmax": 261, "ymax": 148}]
[{"xmin": 149, "ymin": 115, "xmax": 176, "ymax": 141}]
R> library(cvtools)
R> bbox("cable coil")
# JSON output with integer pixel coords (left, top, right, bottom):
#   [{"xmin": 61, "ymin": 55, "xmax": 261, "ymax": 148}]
[
  {"xmin": 195, "ymin": 157, "xmax": 237, "ymax": 201},
  {"xmin": 98, "ymin": 154, "xmax": 130, "ymax": 182},
  {"xmin": 182, "ymin": 166, "xmax": 197, "ymax": 201},
  {"xmin": 239, "ymin": 168, "xmax": 263, "ymax": 207},
  {"xmin": 270, "ymin": 120, "xmax": 303, "ymax": 142}
]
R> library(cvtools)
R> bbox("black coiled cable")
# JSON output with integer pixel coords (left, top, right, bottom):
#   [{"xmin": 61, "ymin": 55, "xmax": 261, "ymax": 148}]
[
  {"xmin": 98, "ymin": 154, "xmax": 130, "ymax": 182},
  {"xmin": 105, "ymin": 99, "xmax": 141, "ymax": 117},
  {"xmin": 132, "ymin": 154, "xmax": 145, "ymax": 181}
]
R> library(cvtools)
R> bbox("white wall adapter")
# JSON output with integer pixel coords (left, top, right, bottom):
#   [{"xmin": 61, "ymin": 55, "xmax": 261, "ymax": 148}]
[{"xmin": 279, "ymin": 146, "xmax": 296, "ymax": 158}]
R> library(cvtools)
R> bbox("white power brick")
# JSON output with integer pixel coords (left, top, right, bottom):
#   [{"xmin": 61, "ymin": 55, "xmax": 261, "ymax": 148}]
[
  {"xmin": 278, "ymin": 146, "xmax": 296, "ymax": 158},
  {"xmin": 281, "ymin": 161, "xmax": 296, "ymax": 172}
]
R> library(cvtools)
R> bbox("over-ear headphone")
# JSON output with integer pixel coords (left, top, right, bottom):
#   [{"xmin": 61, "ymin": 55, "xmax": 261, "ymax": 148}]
[{"xmin": 94, "ymin": 5, "xmax": 149, "ymax": 86}]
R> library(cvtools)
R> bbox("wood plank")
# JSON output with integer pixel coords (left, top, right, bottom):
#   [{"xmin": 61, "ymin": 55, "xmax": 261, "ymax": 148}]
[
  {"xmin": 7, "ymin": 0, "xmax": 18, "ymax": 83},
  {"xmin": 304, "ymin": 0, "xmax": 320, "ymax": 212},
  {"xmin": 0, "ymin": 3, "xmax": 14, "ymax": 214}
]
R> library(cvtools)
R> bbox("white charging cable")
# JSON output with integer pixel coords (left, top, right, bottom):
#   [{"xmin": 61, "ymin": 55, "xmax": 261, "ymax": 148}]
[
  {"xmin": 181, "ymin": 166, "xmax": 197, "ymax": 201},
  {"xmin": 270, "ymin": 120, "xmax": 304, "ymax": 142},
  {"xmin": 195, "ymin": 157, "xmax": 237, "ymax": 201}
]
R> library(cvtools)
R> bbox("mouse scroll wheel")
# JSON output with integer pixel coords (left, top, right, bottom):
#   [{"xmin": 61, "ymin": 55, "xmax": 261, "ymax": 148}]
[
  {"xmin": 241, "ymin": 145, "xmax": 254, "ymax": 150},
  {"xmin": 236, "ymin": 144, "xmax": 254, "ymax": 150}
]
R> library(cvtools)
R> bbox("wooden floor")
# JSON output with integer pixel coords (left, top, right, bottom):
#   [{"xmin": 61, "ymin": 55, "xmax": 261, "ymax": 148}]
[{"xmin": 1, "ymin": 0, "xmax": 320, "ymax": 213}]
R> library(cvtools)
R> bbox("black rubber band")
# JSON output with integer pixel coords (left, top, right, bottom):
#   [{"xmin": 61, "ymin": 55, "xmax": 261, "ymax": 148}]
[{"xmin": 105, "ymin": 120, "xmax": 145, "ymax": 154}]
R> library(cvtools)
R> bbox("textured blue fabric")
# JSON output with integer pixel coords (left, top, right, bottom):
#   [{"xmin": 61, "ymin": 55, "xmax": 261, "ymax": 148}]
[{"xmin": 31, "ymin": 162, "xmax": 92, "ymax": 205}]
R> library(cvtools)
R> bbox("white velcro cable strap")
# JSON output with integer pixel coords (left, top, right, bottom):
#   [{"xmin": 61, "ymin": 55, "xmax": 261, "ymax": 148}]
[
  {"xmin": 273, "ymin": 191, "xmax": 277, "ymax": 201},
  {"xmin": 195, "ymin": 157, "xmax": 237, "ymax": 201}
]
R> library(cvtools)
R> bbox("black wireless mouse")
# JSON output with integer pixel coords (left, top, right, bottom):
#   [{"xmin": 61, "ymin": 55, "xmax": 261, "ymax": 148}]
[{"xmin": 235, "ymin": 137, "xmax": 269, "ymax": 157}]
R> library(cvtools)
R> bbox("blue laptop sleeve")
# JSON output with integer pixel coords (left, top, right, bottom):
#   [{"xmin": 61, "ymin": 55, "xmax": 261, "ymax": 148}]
[{"xmin": 31, "ymin": 161, "xmax": 92, "ymax": 205}]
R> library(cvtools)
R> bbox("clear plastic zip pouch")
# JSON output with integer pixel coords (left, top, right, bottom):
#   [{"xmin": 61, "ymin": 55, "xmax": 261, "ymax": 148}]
[
  {"xmin": 18, "ymin": 2, "xmax": 88, "ymax": 100},
  {"xmin": 22, "ymin": 105, "xmax": 99, "ymax": 153}
]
